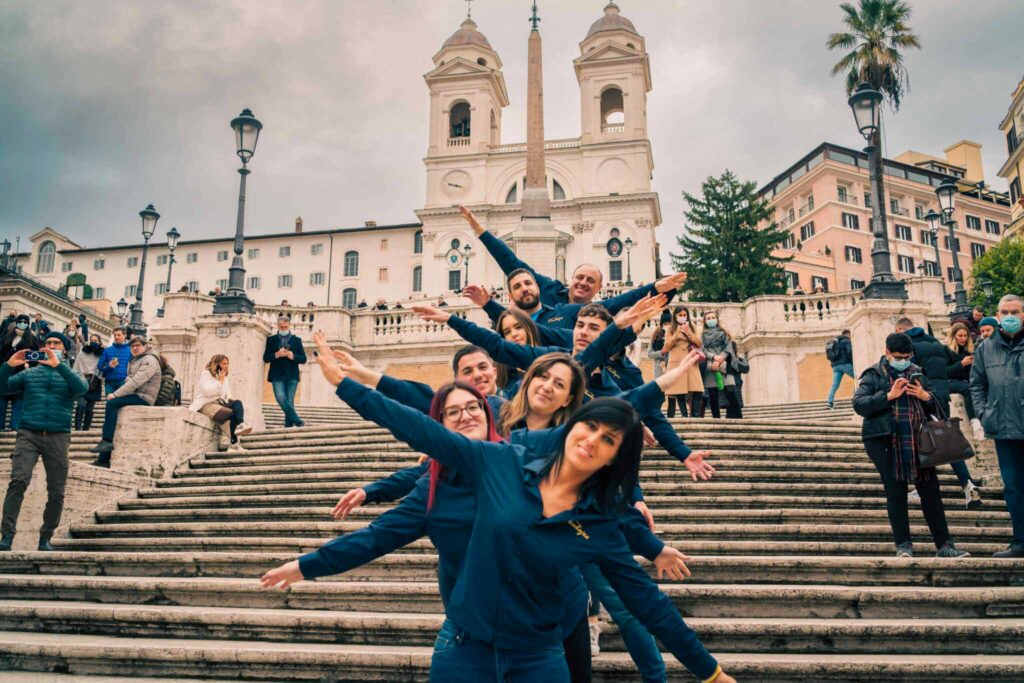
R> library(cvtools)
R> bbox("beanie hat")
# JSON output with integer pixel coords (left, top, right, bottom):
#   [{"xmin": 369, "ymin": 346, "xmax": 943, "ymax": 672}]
[
  {"xmin": 43, "ymin": 331, "xmax": 72, "ymax": 351},
  {"xmin": 978, "ymin": 316, "xmax": 999, "ymax": 329}
]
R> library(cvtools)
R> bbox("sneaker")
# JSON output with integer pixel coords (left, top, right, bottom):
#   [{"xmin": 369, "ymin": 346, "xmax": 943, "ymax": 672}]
[
  {"xmin": 228, "ymin": 441, "xmax": 246, "ymax": 452},
  {"xmin": 964, "ymin": 481, "xmax": 982, "ymax": 510},
  {"xmin": 90, "ymin": 458, "xmax": 110, "ymax": 469},
  {"xmin": 0, "ymin": 535, "xmax": 12, "ymax": 552},
  {"xmin": 88, "ymin": 440, "xmax": 114, "ymax": 454},
  {"xmin": 970, "ymin": 418, "xmax": 985, "ymax": 441},
  {"xmin": 236, "ymin": 422, "xmax": 253, "ymax": 437},
  {"xmin": 895, "ymin": 542, "xmax": 914, "ymax": 558},
  {"xmin": 827, "ymin": 402, "xmax": 834, "ymax": 410},
  {"xmin": 907, "ymin": 488, "xmax": 921, "ymax": 505},
  {"xmin": 588, "ymin": 620, "xmax": 601, "ymax": 656},
  {"xmin": 935, "ymin": 542, "xmax": 970, "ymax": 559},
  {"xmin": 993, "ymin": 544, "xmax": 1024, "ymax": 559},
  {"xmin": 37, "ymin": 538, "xmax": 55, "ymax": 551}
]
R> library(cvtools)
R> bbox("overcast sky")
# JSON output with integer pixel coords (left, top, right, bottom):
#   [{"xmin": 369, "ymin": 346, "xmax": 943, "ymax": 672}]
[{"xmin": 2, "ymin": 0, "xmax": 1021, "ymax": 265}]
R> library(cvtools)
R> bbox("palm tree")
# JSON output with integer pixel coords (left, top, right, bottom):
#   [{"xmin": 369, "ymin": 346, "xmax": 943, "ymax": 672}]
[{"xmin": 826, "ymin": 0, "xmax": 922, "ymax": 111}]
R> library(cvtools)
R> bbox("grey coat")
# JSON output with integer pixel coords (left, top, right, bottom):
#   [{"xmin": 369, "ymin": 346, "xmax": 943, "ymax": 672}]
[
  {"xmin": 970, "ymin": 332, "xmax": 1024, "ymax": 440},
  {"xmin": 109, "ymin": 351, "xmax": 162, "ymax": 405}
]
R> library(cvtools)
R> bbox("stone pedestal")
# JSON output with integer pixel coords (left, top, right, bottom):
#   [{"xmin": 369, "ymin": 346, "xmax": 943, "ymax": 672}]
[
  {"xmin": 111, "ymin": 406, "xmax": 221, "ymax": 478},
  {"xmin": 844, "ymin": 298, "xmax": 931, "ymax": 376},
  {"xmin": 194, "ymin": 313, "xmax": 273, "ymax": 432},
  {"xmin": 148, "ymin": 292, "xmax": 214, "ymax": 403}
]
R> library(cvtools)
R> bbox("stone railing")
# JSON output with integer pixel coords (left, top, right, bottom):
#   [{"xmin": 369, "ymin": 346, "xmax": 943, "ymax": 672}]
[
  {"xmin": 601, "ymin": 123, "xmax": 625, "ymax": 134},
  {"xmin": 447, "ymin": 137, "xmax": 471, "ymax": 147},
  {"xmin": 0, "ymin": 267, "xmax": 115, "ymax": 337},
  {"xmin": 492, "ymin": 138, "xmax": 581, "ymax": 154}
]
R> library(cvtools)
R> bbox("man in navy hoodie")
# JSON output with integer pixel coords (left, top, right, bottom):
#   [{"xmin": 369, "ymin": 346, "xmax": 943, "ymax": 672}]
[
  {"xmin": 263, "ymin": 314, "xmax": 307, "ymax": 428},
  {"xmin": 97, "ymin": 327, "xmax": 132, "ymax": 395}
]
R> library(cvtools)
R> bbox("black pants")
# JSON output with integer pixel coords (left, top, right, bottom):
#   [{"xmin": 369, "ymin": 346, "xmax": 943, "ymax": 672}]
[
  {"xmin": 666, "ymin": 391, "xmax": 703, "ymax": 418},
  {"xmin": 864, "ymin": 436, "xmax": 950, "ymax": 549},
  {"xmin": 705, "ymin": 385, "xmax": 742, "ymax": 419},
  {"xmin": 2, "ymin": 429, "xmax": 70, "ymax": 540},
  {"xmin": 948, "ymin": 379, "xmax": 976, "ymax": 420},
  {"xmin": 562, "ymin": 611, "xmax": 592, "ymax": 683},
  {"xmin": 224, "ymin": 399, "xmax": 245, "ymax": 442},
  {"xmin": 74, "ymin": 398, "xmax": 96, "ymax": 431}
]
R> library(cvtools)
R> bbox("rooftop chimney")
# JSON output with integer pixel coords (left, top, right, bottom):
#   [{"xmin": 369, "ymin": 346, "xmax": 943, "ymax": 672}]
[{"xmin": 295, "ymin": 216, "xmax": 303, "ymax": 233}]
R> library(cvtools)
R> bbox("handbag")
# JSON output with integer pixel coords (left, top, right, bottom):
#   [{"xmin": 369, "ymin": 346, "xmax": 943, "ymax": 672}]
[{"xmin": 914, "ymin": 398, "xmax": 975, "ymax": 468}]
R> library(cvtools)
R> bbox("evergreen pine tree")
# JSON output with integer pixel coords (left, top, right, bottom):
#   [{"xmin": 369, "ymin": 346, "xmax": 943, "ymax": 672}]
[{"xmin": 671, "ymin": 170, "xmax": 792, "ymax": 303}]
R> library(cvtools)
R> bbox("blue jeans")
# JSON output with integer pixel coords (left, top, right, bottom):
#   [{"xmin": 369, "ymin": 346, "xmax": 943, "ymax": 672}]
[
  {"xmin": 0, "ymin": 398, "xmax": 24, "ymax": 431},
  {"xmin": 104, "ymin": 380, "xmax": 124, "ymax": 396},
  {"xmin": 101, "ymin": 394, "xmax": 148, "ymax": 442},
  {"xmin": 271, "ymin": 380, "xmax": 302, "ymax": 427},
  {"xmin": 995, "ymin": 440, "xmax": 1024, "ymax": 546},
  {"xmin": 827, "ymin": 363, "xmax": 854, "ymax": 404},
  {"xmin": 429, "ymin": 619, "xmax": 568, "ymax": 683},
  {"xmin": 580, "ymin": 563, "xmax": 666, "ymax": 683}
]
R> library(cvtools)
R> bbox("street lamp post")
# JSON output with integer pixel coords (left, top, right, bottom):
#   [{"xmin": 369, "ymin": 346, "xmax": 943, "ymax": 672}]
[
  {"xmin": 935, "ymin": 178, "xmax": 970, "ymax": 319},
  {"xmin": 924, "ymin": 209, "xmax": 945, "ymax": 291},
  {"xmin": 214, "ymin": 108, "xmax": 263, "ymax": 315},
  {"xmin": 156, "ymin": 227, "xmax": 180, "ymax": 318},
  {"xmin": 462, "ymin": 243, "xmax": 471, "ymax": 288},
  {"xmin": 116, "ymin": 298, "xmax": 129, "ymax": 327},
  {"xmin": 624, "ymin": 237, "xmax": 634, "ymax": 286},
  {"xmin": 128, "ymin": 204, "xmax": 159, "ymax": 337},
  {"xmin": 847, "ymin": 83, "xmax": 905, "ymax": 300}
]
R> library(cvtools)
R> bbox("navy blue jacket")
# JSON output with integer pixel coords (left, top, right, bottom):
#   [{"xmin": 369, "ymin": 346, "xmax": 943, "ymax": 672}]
[
  {"xmin": 328, "ymin": 378, "xmax": 718, "ymax": 679},
  {"xmin": 830, "ymin": 335, "xmax": 853, "ymax": 367},
  {"xmin": 262, "ymin": 332, "xmax": 307, "ymax": 383}
]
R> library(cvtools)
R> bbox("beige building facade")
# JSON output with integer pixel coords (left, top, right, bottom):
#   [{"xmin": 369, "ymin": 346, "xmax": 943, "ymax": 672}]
[
  {"xmin": 997, "ymin": 75, "xmax": 1024, "ymax": 237},
  {"xmin": 760, "ymin": 141, "xmax": 1012, "ymax": 295},
  {"xmin": 13, "ymin": 4, "xmax": 661, "ymax": 326}
]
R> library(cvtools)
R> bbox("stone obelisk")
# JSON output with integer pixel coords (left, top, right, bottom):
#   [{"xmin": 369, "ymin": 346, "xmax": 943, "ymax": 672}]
[{"xmin": 521, "ymin": 1, "xmax": 551, "ymax": 223}]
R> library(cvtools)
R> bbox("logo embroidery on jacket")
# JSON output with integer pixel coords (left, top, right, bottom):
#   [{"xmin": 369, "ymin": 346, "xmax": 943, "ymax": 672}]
[{"xmin": 568, "ymin": 520, "xmax": 589, "ymax": 540}]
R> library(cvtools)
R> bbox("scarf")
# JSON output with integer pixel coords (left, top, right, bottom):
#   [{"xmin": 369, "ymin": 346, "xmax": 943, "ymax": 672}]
[{"xmin": 884, "ymin": 362, "xmax": 931, "ymax": 484}]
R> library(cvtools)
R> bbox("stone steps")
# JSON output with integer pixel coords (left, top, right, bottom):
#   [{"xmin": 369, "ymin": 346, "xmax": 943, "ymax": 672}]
[
  {"xmin": 4, "ymin": 600, "xmax": 1023, "ymax": 655},
  {"xmin": 5, "ymin": 630, "xmax": 1023, "ymax": 681}
]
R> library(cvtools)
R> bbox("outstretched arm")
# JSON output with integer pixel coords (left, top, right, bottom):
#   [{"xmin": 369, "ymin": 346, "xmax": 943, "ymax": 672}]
[{"xmin": 424, "ymin": 309, "xmax": 557, "ymax": 371}]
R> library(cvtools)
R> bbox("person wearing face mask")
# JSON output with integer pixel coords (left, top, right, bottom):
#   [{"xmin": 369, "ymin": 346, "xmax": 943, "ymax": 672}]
[
  {"xmin": 663, "ymin": 306, "xmax": 704, "ymax": 418},
  {"xmin": 72, "ymin": 334, "xmax": 105, "ymax": 431},
  {"xmin": 971, "ymin": 294, "xmax": 1024, "ymax": 558},
  {"xmin": 262, "ymin": 314, "xmax": 307, "ymax": 428},
  {"xmin": 853, "ymin": 333, "xmax": 968, "ymax": 559},
  {"xmin": 699, "ymin": 312, "xmax": 741, "ymax": 419},
  {"xmin": 0, "ymin": 314, "xmax": 39, "ymax": 432},
  {"xmin": 0, "ymin": 332, "xmax": 88, "ymax": 552}
]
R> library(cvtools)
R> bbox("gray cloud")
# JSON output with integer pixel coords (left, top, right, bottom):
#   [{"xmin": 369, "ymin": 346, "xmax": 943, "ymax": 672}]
[{"xmin": 1, "ymin": 0, "xmax": 1021, "ymax": 265}]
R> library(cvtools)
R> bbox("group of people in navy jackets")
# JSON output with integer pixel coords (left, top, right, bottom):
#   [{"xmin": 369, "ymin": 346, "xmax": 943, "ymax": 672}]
[{"xmin": 260, "ymin": 207, "xmax": 733, "ymax": 683}]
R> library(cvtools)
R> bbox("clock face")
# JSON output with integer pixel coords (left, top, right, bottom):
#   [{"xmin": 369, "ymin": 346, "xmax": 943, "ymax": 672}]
[{"xmin": 215, "ymin": 326, "xmax": 231, "ymax": 338}]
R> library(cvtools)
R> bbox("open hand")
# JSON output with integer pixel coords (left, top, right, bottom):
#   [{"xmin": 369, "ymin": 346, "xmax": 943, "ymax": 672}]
[
  {"xmin": 457, "ymin": 205, "xmax": 485, "ymax": 236},
  {"xmin": 259, "ymin": 560, "xmax": 304, "ymax": 590},
  {"xmin": 634, "ymin": 500, "xmax": 655, "ymax": 531},
  {"xmin": 655, "ymin": 272, "xmax": 687, "ymax": 293},
  {"xmin": 6, "ymin": 350, "xmax": 28, "ymax": 368},
  {"xmin": 642, "ymin": 425, "xmax": 657, "ymax": 447},
  {"xmin": 653, "ymin": 546, "xmax": 692, "ymax": 581},
  {"xmin": 614, "ymin": 293, "xmax": 668, "ymax": 330},
  {"xmin": 39, "ymin": 347, "xmax": 61, "ymax": 368},
  {"xmin": 314, "ymin": 350, "xmax": 346, "ymax": 387},
  {"xmin": 683, "ymin": 450, "xmax": 716, "ymax": 482},
  {"xmin": 462, "ymin": 284, "xmax": 490, "ymax": 308},
  {"xmin": 331, "ymin": 488, "xmax": 367, "ymax": 520},
  {"xmin": 413, "ymin": 305, "xmax": 451, "ymax": 324},
  {"xmin": 312, "ymin": 330, "xmax": 333, "ymax": 359}
]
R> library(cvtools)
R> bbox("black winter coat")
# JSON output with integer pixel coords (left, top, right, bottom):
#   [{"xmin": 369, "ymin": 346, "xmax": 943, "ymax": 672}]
[
  {"xmin": 853, "ymin": 358, "xmax": 937, "ymax": 440},
  {"xmin": 263, "ymin": 333, "xmax": 307, "ymax": 383},
  {"xmin": 905, "ymin": 328, "xmax": 950, "ymax": 395},
  {"xmin": 944, "ymin": 345, "xmax": 973, "ymax": 382}
]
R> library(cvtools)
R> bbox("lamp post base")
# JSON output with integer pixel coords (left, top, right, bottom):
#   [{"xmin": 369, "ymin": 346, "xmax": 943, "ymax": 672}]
[
  {"xmin": 859, "ymin": 279, "xmax": 907, "ymax": 300},
  {"xmin": 212, "ymin": 293, "xmax": 256, "ymax": 315}
]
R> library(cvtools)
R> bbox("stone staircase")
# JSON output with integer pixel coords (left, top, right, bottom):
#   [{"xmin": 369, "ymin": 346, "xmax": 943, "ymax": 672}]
[
  {"xmin": 742, "ymin": 399, "xmax": 855, "ymax": 423},
  {"xmin": 1, "ymin": 401, "xmax": 1022, "ymax": 680}
]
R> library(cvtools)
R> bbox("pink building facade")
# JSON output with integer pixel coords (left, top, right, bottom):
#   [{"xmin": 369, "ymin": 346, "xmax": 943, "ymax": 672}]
[{"xmin": 760, "ymin": 142, "xmax": 1012, "ymax": 295}]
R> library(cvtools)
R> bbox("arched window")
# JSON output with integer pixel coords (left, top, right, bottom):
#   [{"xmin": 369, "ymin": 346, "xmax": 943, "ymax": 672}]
[
  {"xmin": 342, "ymin": 288, "xmax": 358, "ymax": 309},
  {"xmin": 505, "ymin": 182, "xmax": 518, "ymax": 204},
  {"xmin": 413, "ymin": 230, "xmax": 423, "ymax": 254},
  {"xmin": 450, "ymin": 101, "xmax": 471, "ymax": 138},
  {"xmin": 36, "ymin": 241, "xmax": 56, "ymax": 274},
  {"xmin": 343, "ymin": 251, "xmax": 359, "ymax": 277},
  {"xmin": 412, "ymin": 266, "xmax": 423, "ymax": 292},
  {"xmin": 552, "ymin": 179, "xmax": 566, "ymax": 201},
  {"xmin": 600, "ymin": 87, "xmax": 625, "ymax": 126}
]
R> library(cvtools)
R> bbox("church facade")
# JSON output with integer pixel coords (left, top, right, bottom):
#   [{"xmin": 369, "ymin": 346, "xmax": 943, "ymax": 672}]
[{"xmin": 17, "ymin": 3, "xmax": 662, "ymax": 324}]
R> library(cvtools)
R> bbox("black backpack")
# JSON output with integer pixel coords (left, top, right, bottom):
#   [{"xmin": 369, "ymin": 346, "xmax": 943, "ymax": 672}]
[{"xmin": 825, "ymin": 337, "xmax": 841, "ymax": 362}]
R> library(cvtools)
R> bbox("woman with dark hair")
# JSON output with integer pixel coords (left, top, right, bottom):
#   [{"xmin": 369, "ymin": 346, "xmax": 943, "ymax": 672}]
[
  {"xmin": 493, "ymin": 308, "xmax": 541, "ymax": 397},
  {"xmin": 663, "ymin": 305, "xmax": 704, "ymax": 418},
  {"xmin": 72, "ymin": 333, "xmax": 104, "ymax": 430},
  {"xmin": 263, "ymin": 347, "xmax": 729, "ymax": 683},
  {"xmin": 699, "ymin": 311, "xmax": 741, "ymax": 419},
  {"xmin": 0, "ymin": 314, "xmax": 38, "ymax": 431}
]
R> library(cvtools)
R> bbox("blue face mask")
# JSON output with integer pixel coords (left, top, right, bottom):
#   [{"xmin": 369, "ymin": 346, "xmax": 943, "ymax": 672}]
[
  {"xmin": 705, "ymin": 319, "xmax": 718, "ymax": 328},
  {"xmin": 278, "ymin": 330, "xmax": 290, "ymax": 337},
  {"xmin": 1000, "ymin": 314, "xmax": 1022, "ymax": 335},
  {"xmin": 889, "ymin": 358, "xmax": 911, "ymax": 372},
  {"xmin": 15, "ymin": 322, "xmax": 28, "ymax": 331},
  {"xmin": 51, "ymin": 350, "xmax": 63, "ymax": 362}
]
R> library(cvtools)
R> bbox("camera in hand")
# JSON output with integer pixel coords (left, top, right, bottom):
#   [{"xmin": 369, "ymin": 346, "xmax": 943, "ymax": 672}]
[{"xmin": 24, "ymin": 350, "xmax": 47, "ymax": 363}]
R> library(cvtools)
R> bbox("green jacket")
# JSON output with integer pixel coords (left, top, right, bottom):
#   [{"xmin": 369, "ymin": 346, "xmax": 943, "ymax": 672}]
[
  {"xmin": 970, "ymin": 332, "xmax": 1024, "ymax": 440},
  {"xmin": 0, "ymin": 361, "xmax": 89, "ymax": 433}
]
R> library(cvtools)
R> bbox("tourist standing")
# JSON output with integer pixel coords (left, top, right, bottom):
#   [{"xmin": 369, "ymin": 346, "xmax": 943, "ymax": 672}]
[
  {"xmin": 944, "ymin": 322, "xmax": 984, "ymax": 440},
  {"xmin": 700, "ymin": 311, "xmax": 740, "ymax": 419},
  {"xmin": 852, "ymin": 333, "xmax": 968, "ymax": 558},
  {"xmin": 98, "ymin": 327, "xmax": 132, "ymax": 395},
  {"xmin": 970, "ymin": 294, "xmax": 1024, "ymax": 558},
  {"xmin": 62, "ymin": 315, "xmax": 86, "ymax": 363},
  {"xmin": 826, "ymin": 330, "xmax": 854, "ymax": 409},
  {"xmin": 647, "ymin": 322, "xmax": 667, "ymax": 379},
  {"xmin": 663, "ymin": 306, "xmax": 704, "ymax": 418},
  {"xmin": 977, "ymin": 317, "xmax": 999, "ymax": 341},
  {"xmin": 0, "ymin": 314, "xmax": 38, "ymax": 432},
  {"xmin": 89, "ymin": 336, "xmax": 162, "ymax": 465},
  {"xmin": 190, "ymin": 355, "xmax": 252, "ymax": 451},
  {"xmin": 72, "ymin": 333, "xmax": 104, "ymax": 431},
  {"xmin": 263, "ymin": 314, "xmax": 306, "ymax": 428},
  {"xmin": 0, "ymin": 332, "xmax": 87, "ymax": 551}
]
